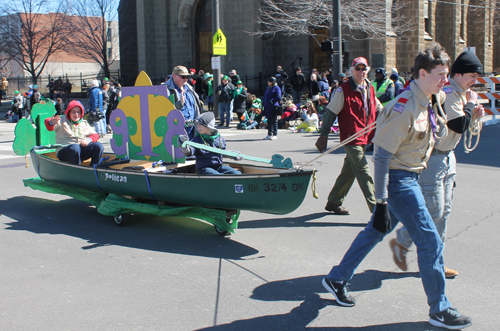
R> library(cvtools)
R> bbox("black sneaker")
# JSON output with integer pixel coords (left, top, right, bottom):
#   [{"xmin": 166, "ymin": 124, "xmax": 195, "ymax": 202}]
[
  {"xmin": 322, "ymin": 278, "xmax": 355, "ymax": 307},
  {"xmin": 429, "ymin": 307, "xmax": 472, "ymax": 330}
]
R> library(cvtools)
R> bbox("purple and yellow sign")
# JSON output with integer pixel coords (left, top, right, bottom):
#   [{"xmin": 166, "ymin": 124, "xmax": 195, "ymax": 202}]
[{"xmin": 110, "ymin": 71, "xmax": 187, "ymax": 162}]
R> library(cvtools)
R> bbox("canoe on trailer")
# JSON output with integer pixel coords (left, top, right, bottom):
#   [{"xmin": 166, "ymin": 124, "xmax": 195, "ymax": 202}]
[{"xmin": 30, "ymin": 148, "xmax": 314, "ymax": 215}]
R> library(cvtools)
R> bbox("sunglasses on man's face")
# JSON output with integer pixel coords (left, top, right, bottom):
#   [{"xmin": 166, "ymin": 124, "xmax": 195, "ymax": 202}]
[
  {"xmin": 179, "ymin": 75, "xmax": 190, "ymax": 79},
  {"xmin": 354, "ymin": 66, "xmax": 368, "ymax": 72}
]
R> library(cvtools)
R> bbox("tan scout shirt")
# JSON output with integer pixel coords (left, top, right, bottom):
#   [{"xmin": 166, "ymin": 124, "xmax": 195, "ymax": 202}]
[
  {"xmin": 434, "ymin": 78, "xmax": 469, "ymax": 152},
  {"xmin": 326, "ymin": 79, "xmax": 383, "ymax": 115},
  {"xmin": 372, "ymin": 82, "xmax": 441, "ymax": 173}
]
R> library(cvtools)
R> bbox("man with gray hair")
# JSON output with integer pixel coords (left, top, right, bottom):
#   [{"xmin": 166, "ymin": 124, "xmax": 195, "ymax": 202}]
[
  {"xmin": 165, "ymin": 65, "xmax": 203, "ymax": 138},
  {"xmin": 315, "ymin": 57, "xmax": 382, "ymax": 215}
]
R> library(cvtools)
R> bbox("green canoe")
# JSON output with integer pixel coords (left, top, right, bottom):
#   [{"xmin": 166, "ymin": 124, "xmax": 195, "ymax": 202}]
[{"xmin": 30, "ymin": 148, "xmax": 314, "ymax": 215}]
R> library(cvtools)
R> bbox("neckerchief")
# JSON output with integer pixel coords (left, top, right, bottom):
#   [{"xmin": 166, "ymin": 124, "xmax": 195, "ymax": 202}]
[
  {"xmin": 427, "ymin": 102, "xmax": 437, "ymax": 141},
  {"xmin": 198, "ymin": 131, "xmax": 220, "ymax": 146},
  {"xmin": 69, "ymin": 118, "xmax": 82, "ymax": 125},
  {"xmin": 357, "ymin": 85, "xmax": 369, "ymax": 112}
]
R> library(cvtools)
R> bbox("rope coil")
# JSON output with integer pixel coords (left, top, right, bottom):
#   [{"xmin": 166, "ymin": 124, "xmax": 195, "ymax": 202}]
[
  {"xmin": 310, "ymin": 169, "xmax": 318, "ymax": 199},
  {"xmin": 463, "ymin": 112, "xmax": 482, "ymax": 153}
]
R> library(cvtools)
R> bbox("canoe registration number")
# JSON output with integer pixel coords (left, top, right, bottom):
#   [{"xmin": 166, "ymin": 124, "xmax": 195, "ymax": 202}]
[{"xmin": 247, "ymin": 183, "xmax": 305, "ymax": 193}]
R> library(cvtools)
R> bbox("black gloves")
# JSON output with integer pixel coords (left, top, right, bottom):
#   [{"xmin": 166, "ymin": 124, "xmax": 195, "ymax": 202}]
[{"xmin": 372, "ymin": 203, "xmax": 392, "ymax": 234}]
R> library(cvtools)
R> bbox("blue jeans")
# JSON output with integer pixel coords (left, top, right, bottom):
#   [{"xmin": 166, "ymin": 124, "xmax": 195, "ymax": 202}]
[
  {"xmin": 396, "ymin": 150, "xmax": 456, "ymax": 249},
  {"xmin": 219, "ymin": 102, "xmax": 231, "ymax": 126},
  {"xmin": 327, "ymin": 170, "xmax": 450, "ymax": 315},
  {"xmin": 198, "ymin": 164, "xmax": 241, "ymax": 175},
  {"xmin": 57, "ymin": 142, "xmax": 104, "ymax": 165},
  {"xmin": 93, "ymin": 109, "xmax": 107, "ymax": 135},
  {"xmin": 267, "ymin": 114, "xmax": 278, "ymax": 136},
  {"xmin": 246, "ymin": 121, "xmax": 259, "ymax": 129}
]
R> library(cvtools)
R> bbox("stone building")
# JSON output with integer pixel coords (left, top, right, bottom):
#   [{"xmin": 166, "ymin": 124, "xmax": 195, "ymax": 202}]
[{"xmin": 118, "ymin": 0, "xmax": 497, "ymax": 92}]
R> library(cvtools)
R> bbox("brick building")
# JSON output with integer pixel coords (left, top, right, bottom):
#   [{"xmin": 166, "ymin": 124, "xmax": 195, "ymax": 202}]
[
  {"xmin": 0, "ymin": 13, "xmax": 120, "ymax": 87},
  {"xmin": 118, "ymin": 0, "xmax": 498, "ymax": 92}
]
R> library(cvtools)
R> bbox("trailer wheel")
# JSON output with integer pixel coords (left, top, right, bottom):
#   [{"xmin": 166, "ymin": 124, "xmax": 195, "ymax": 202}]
[
  {"xmin": 214, "ymin": 226, "xmax": 229, "ymax": 236},
  {"xmin": 214, "ymin": 214, "xmax": 233, "ymax": 236},
  {"xmin": 114, "ymin": 214, "xmax": 127, "ymax": 226}
]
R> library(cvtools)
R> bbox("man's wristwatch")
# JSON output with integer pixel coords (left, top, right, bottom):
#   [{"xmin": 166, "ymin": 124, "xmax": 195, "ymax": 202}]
[{"xmin": 376, "ymin": 198, "xmax": 388, "ymax": 204}]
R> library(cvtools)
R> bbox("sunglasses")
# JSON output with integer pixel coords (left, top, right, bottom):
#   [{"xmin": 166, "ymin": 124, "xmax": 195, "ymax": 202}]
[
  {"xmin": 354, "ymin": 66, "xmax": 368, "ymax": 72},
  {"xmin": 178, "ymin": 75, "xmax": 190, "ymax": 79}
]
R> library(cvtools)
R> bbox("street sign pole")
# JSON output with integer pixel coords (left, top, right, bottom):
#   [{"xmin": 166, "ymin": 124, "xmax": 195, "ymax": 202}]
[{"xmin": 332, "ymin": 0, "xmax": 342, "ymax": 80}]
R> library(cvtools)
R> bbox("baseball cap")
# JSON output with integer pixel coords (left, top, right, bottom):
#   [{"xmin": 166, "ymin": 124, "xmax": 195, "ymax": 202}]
[
  {"xmin": 352, "ymin": 57, "xmax": 369, "ymax": 67},
  {"xmin": 172, "ymin": 66, "xmax": 190, "ymax": 76}
]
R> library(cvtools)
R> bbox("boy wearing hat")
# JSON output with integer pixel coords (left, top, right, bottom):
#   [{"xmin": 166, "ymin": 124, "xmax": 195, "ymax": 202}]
[
  {"xmin": 178, "ymin": 112, "xmax": 241, "ymax": 175},
  {"xmin": 390, "ymin": 50, "xmax": 485, "ymax": 279},
  {"xmin": 321, "ymin": 44, "xmax": 472, "ymax": 330}
]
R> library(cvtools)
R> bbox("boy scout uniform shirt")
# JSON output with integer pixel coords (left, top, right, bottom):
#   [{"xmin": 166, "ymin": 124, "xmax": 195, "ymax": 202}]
[
  {"xmin": 434, "ymin": 78, "xmax": 471, "ymax": 152},
  {"xmin": 372, "ymin": 82, "xmax": 444, "ymax": 173},
  {"xmin": 326, "ymin": 79, "xmax": 383, "ymax": 115}
]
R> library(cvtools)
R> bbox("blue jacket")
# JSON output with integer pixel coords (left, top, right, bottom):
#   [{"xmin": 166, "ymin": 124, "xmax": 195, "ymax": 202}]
[
  {"xmin": 262, "ymin": 84, "xmax": 282, "ymax": 118},
  {"xmin": 89, "ymin": 86, "xmax": 103, "ymax": 113},
  {"xmin": 188, "ymin": 133, "xmax": 226, "ymax": 172},
  {"xmin": 318, "ymin": 78, "xmax": 330, "ymax": 99}
]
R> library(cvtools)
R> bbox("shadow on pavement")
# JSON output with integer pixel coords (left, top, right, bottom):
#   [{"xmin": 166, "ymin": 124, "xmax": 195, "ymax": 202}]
[
  {"xmin": 238, "ymin": 212, "xmax": 367, "ymax": 230},
  {"xmin": 1, "ymin": 196, "xmax": 259, "ymax": 260},
  {"xmin": 197, "ymin": 272, "xmax": 425, "ymax": 331},
  {"xmin": 452, "ymin": 125, "xmax": 500, "ymax": 168}
]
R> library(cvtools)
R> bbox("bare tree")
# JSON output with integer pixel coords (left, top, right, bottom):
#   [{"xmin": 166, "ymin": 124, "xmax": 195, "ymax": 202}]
[
  {"xmin": 69, "ymin": 0, "xmax": 120, "ymax": 79},
  {"xmin": 3, "ymin": 0, "xmax": 73, "ymax": 84},
  {"xmin": 250, "ymin": 0, "xmax": 411, "ymax": 43}
]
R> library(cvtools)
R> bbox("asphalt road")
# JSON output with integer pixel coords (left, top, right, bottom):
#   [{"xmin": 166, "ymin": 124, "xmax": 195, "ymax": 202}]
[{"xmin": 1, "ymin": 111, "xmax": 499, "ymax": 331}]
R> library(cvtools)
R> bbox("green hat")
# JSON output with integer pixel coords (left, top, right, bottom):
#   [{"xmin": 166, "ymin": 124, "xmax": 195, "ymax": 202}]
[
  {"xmin": 236, "ymin": 80, "xmax": 243, "ymax": 85},
  {"xmin": 222, "ymin": 75, "xmax": 229, "ymax": 80},
  {"xmin": 104, "ymin": 77, "xmax": 109, "ymax": 81},
  {"xmin": 14, "ymin": 90, "xmax": 20, "ymax": 94}
]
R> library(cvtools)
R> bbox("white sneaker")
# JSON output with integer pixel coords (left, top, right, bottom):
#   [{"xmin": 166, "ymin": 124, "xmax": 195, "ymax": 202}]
[
  {"xmin": 270, "ymin": 135, "xmax": 278, "ymax": 140},
  {"xmin": 263, "ymin": 135, "xmax": 272, "ymax": 140}
]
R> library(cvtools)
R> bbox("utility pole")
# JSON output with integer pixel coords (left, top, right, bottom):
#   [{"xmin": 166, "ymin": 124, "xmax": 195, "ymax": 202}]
[
  {"xmin": 212, "ymin": 0, "xmax": 220, "ymax": 118},
  {"xmin": 332, "ymin": 0, "xmax": 342, "ymax": 80}
]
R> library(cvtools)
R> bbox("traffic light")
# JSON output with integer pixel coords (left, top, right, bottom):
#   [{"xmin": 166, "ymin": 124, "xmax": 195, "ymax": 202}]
[{"xmin": 321, "ymin": 40, "xmax": 333, "ymax": 52}]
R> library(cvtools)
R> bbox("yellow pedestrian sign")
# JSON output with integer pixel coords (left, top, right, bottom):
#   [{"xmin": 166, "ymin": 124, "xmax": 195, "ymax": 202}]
[{"xmin": 213, "ymin": 29, "xmax": 226, "ymax": 56}]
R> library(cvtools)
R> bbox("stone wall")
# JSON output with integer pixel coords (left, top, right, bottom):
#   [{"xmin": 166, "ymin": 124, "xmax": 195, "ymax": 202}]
[{"xmin": 120, "ymin": 0, "xmax": 498, "ymax": 88}]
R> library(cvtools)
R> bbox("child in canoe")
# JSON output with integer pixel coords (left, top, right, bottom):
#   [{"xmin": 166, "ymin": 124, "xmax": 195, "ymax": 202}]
[
  {"xmin": 178, "ymin": 112, "xmax": 241, "ymax": 175},
  {"xmin": 45, "ymin": 100, "xmax": 104, "ymax": 165}
]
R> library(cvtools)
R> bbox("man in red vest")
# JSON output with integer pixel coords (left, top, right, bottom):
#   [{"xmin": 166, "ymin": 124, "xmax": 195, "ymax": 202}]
[{"xmin": 315, "ymin": 57, "xmax": 382, "ymax": 215}]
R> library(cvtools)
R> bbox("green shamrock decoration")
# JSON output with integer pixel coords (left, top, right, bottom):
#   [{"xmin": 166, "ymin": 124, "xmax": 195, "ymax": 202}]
[{"xmin": 12, "ymin": 102, "xmax": 57, "ymax": 156}]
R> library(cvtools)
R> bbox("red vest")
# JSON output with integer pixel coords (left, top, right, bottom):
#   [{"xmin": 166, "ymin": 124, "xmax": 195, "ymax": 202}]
[{"xmin": 337, "ymin": 79, "xmax": 378, "ymax": 145}]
